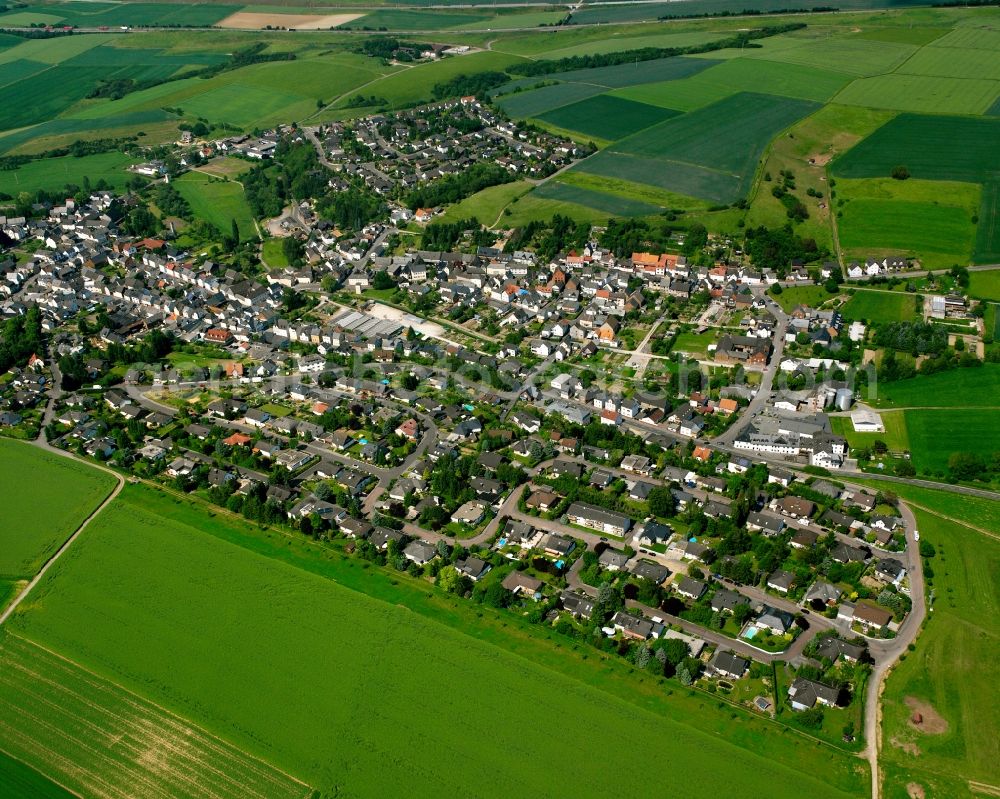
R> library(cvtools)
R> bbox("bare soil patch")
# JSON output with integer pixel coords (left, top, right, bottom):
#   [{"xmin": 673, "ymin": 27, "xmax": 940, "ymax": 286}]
[
  {"xmin": 809, "ymin": 152, "xmax": 833, "ymax": 166},
  {"xmin": 907, "ymin": 783, "xmax": 925, "ymax": 799},
  {"xmin": 891, "ymin": 735, "xmax": 921, "ymax": 756},
  {"xmin": 218, "ymin": 12, "xmax": 363, "ymax": 30},
  {"xmin": 906, "ymin": 696, "xmax": 949, "ymax": 735}
]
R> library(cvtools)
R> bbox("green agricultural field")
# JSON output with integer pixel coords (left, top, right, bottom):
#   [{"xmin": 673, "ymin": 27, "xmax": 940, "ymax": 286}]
[
  {"xmin": 0, "ymin": 109, "xmax": 178, "ymax": 155},
  {"xmin": 871, "ymin": 363, "xmax": 1000, "ymax": 408},
  {"xmin": 833, "ymin": 74, "xmax": 1000, "ymax": 115},
  {"xmin": 0, "ymin": 38, "xmax": 229, "ymax": 132},
  {"xmin": 556, "ymin": 170, "xmax": 712, "ymax": 211},
  {"xmin": 610, "ymin": 76, "xmax": 734, "ymax": 112},
  {"xmin": 332, "ymin": 50, "xmax": 525, "ymax": 113},
  {"xmin": 838, "ymin": 199, "xmax": 977, "ymax": 268},
  {"xmin": 497, "ymin": 82, "xmax": 607, "ymax": 119},
  {"xmin": 0, "ymin": 440, "xmax": 116, "ymax": 580},
  {"xmin": 840, "ymin": 290, "xmax": 919, "ymax": 322},
  {"xmin": 0, "ymin": 2, "xmax": 234, "ymax": 27},
  {"xmin": 575, "ymin": 92, "xmax": 819, "ymax": 203},
  {"xmin": 499, "ymin": 190, "xmax": 612, "ymax": 227},
  {"xmin": 832, "ymin": 113, "xmax": 1000, "ymax": 183},
  {"xmin": 745, "ymin": 33, "xmax": 919, "ymax": 77},
  {"xmin": 0, "ymin": 751, "xmax": 73, "ymax": 799},
  {"xmin": 542, "ymin": 30, "xmax": 728, "ymax": 59},
  {"xmin": 879, "ymin": 508, "xmax": 1000, "ymax": 798},
  {"xmin": 537, "ymin": 95, "xmax": 679, "ymax": 141},
  {"xmin": 904, "ymin": 408, "xmax": 1000, "ymax": 472},
  {"xmin": 830, "ymin": 410, "xmax": 909, "ymax": 453},
  {"xmin": 532, "ymin": 181, "xmax": 661, "ymax": 217},
  {"xmin": 895, "ymin": 43, "xmax": 1000, "ymax": 81},
  {"xmin": 975, "ymin": 181, "xmax": 1000, "ymax": 264},
  {"xmin": 1, "ymin": 485, "xmax": 868, "ymax": 799},
  {"xmin": 747, "ymin": 104, "xmax": 893, "ymax": 249},
  {"xmin": 0, "ymin": 151, "xmax": 136, "ymax": 195},
  {"xmin": 968, "ymin": 267, "xmax": 1000, "ymax": 301},
  {"xmin": 650, "ymin": 57, "xmax": 851, "ymax": 103},
  {"xmin": 857, "ymin": 481, "xmax": 1000, "ymax": 533},
  {"xmin": 528, "ymin": 54, "xmax": 718, "ymax": 90},
  {"xmin": 173, "ymin": 172, "xmax": 257, "ymax": 237}
]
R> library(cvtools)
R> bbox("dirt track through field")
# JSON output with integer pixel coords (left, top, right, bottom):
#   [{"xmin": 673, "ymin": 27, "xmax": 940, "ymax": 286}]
[{"xmin": 0, "ymin": 635, "xmax": 310, "ymax": 799}]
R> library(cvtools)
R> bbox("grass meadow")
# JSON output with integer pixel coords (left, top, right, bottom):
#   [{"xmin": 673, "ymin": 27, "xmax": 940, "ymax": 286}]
[
  {"xmin": 879, "ymin": 507, "xmax": 1000, "ymax": 798},
  {"xmin": 1, "ymin": 484, "xmax": 868, "ymax": 799},
  {"xmin": 903, "ymin": 408, "xmax": 1000, "ymax": 472},
  {"xmin": 0, "ymin": 440, "xmax": 116, "ymax": 581},
  {"xmin": 532, "ymin": 181, "xmax": 662, "ymax": 217},
  {"xmin": 438, "ymin": 179, "xmax": 532, "ymax": 225},
  {"xmin": 871, "ymin": 364, "xmax": 1000, "ymax": 408},
  {"xmin": 840, "ymin": 290, "xmax": 919, "ymax": 322},
  {"xmin": 173, "ymin": 171, "xmax": 257, "ymax": 237},
  {"xmin": 0, "ymin": 151, "xmax": 136, "ymax": 194},
  {"xmin": 968, "ymin": 268, "xmax": 1000, "ymax": 301}
]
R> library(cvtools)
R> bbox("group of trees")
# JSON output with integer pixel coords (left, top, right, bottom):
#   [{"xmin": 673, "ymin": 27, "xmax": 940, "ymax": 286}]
[
  {"xmin": 0, "ymin": 306, "xmax": 44, "ymax": 374},
  {"xmin": 430, "ymin": 71, "xmax": 509, "ymax": 100},
  {"xmin": 744, "ymin": 224, "xmax": 824, "ymax": 271},
  {"xmin": 406, "ymin": 162, "xmax": 513, "ymax": 210},
  {"xmin": 873, "ymin": 321, "xmax": 948, "ymax": 356},
  {"xmin": 507, "ymin": 23, "xmax": 804, "ymax": 76}
]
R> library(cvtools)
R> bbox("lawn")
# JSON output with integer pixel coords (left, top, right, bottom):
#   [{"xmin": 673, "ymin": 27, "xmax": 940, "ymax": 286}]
[
  {"xmin": 840, "ymin": 290, "xmax": 919, "ymax": 322},
  {"xmin": 173, "ymin": 171, "xmax": 257, "ymax": 238},
  {"xmin": 871, "ymin": 363, "xmax": 1000, "ymax": 408},
  {"xmin": 772, "ymin": 284, "xmax": 835, "ymax": 312},
  {"xmin": 1, "ymin": 484, "xmax": 868, "ymax": 799},
  {"xmin": 574, "ymin": 92, "xmax": 819, "ymax": 203},
  {"xmin": 261, "ymin": 237, "xmax": 291, "ymax": 267},
  {"xmin": 879, "ymin": 508, "xmax": 1000, "ymax": 798},
  {"xmin": 0, "ymin": 440, "xmax": 116, "ymax": 581},
  {"xmin": 968, "ymin": 268, "xmax": 1000, "ymax": 301},
  {"xmin": 903, "ymin": 408, "xmax": 1000, "ymax": 473},
  {"xmin": 0, "ymin": 151, "xmax": 136, "ymax": 195},
  {"xmin": 673, "ymin": 330, "xmax": 716, "ymax": 357}
]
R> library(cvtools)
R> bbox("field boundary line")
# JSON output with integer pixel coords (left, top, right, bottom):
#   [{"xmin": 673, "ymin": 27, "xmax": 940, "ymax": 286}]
[
  {"xmin": 902, "ymin": 501, "xmax": 1000, "ymax": 542},
  {"xmin": 2, "ymin": 632, "xmax": 313, "ymax": 796},
  {"xmin": 0, "ymin": 744, "xmax": 83, "ymax": 799},
  {"xmin": 0, "ymin": 442, "xmax": 123, "ymax": 626}
]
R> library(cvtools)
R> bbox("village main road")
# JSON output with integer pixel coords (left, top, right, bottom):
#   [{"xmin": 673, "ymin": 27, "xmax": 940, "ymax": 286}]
[{"xmin": 712, "ymin": 295, "xmax": 789, "ymax": 447}]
